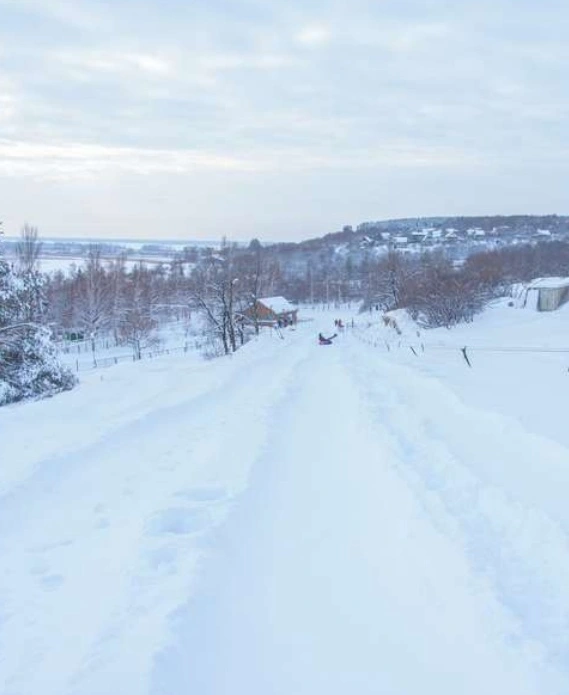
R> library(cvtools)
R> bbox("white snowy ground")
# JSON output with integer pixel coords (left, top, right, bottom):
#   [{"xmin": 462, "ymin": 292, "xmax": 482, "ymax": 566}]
[{"xmin": 1, "ymin": 306, "xmax": 569, "ymax": 695}]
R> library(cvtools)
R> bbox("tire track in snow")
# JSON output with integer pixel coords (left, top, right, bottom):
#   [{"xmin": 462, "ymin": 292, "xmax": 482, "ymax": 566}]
[{"xmin": 344, "ymin": 337, "xmax": 569, "ymax": 682}]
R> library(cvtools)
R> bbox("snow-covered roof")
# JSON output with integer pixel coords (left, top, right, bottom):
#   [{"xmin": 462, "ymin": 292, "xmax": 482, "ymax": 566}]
[
  {"xmin": 528, "ymin": 277, "xmax": 569, "ymax": 290},
  {"xmin": 258, "ymin": 296, "xmax": 296, "ymax": 314},
  {"xmin": 393, "ymin": 236, "xmax": 408, "ymax": 244}
]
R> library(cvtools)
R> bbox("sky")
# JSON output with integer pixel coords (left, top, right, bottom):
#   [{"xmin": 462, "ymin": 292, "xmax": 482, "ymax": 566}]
[{"xmin": 0, "ymin": 0, "xmax": 568, "ymax": 242}]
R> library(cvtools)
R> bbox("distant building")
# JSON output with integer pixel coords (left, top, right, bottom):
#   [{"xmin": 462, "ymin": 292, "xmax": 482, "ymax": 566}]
[
  {"xmin": 525, "ymin": 277, "xmax": 569, "ymax": 312},
  {"xmin": 392, "ymin": 236, "xmax": 408, "ymax": 249},
  {"xmin": 248, "ymin": 296, "xmax": 298, "ymax": 326},
  {"xmin": 410, "ymin": 231, "xmax": 428, "ymax": 244}
]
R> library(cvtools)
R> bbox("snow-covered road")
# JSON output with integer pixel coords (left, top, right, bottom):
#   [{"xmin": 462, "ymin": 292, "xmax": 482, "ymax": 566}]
[{"xmin": 1, "ymin": 321, "xmax": 569, "ymax": 694}]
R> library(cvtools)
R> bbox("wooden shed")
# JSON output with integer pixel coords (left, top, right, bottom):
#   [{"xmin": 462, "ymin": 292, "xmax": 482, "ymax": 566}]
[
  {"xmin": 248, "ymin": 296, "xmax": 298, "ymax": 326},
  {"xmin": 525, "ymin": 277, "xmax": 569, "ymax": 312}
]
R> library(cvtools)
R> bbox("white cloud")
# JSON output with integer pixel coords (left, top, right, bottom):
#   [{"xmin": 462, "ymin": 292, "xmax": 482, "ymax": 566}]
[
  {"xmin": 0, "ymin": 137, "xmax": 488, "ymax": 184},
  {"xmin": 295, "ymin": 25, "xmax": 332, "ymax": 47},
  {"xmin": 199, "ymin": 51, "xmax": 296, "ymax": 72},
  {"xmin": 0, "ymin": 140, "xmax": 265, "ymax": 179},
  {"xmin": 54, "ymin": 49, "xmax": 174, "ymax": 78},
  {"xmin": 0, "ymin": 77, "xmax": 19, "ymax": 123},
  {"xmin": 0, "ymin": 0, "xmax": 109, "ymax": 30}
]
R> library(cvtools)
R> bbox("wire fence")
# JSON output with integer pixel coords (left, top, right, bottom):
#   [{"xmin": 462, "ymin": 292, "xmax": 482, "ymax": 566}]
[
  {"xmin": 61, "ymin": 342, "xmax": 206, "ymax": 372},
  {"xmin": 352, "ymin": 324, "xmax": 569, "ymax": 369}
]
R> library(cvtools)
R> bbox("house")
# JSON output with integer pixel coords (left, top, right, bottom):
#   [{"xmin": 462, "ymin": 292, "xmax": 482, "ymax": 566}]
[
  {"xmin": 525, "ymin": 277, "xmax": 569, "ymax": 312},
  {"xmin": 248, "ymin": 296, "xmax": 298, "ymax": 326},
  {"xmin": 392, "ymin": 236, "xmax": 408, "ymax": 249},
  {"xmin": 410, "ymin": 231, "xmax": 428, "ymax": 244}
]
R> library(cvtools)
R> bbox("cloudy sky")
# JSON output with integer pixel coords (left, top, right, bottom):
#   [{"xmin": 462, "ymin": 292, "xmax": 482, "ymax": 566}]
[{"xmin": 0, "ymin": 0, "xmax": 568, "ymax": 241}]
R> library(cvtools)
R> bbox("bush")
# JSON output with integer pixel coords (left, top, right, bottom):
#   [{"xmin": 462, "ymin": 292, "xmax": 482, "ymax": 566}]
[{"xmin": 0, "ymin": 324, "xmax": 77, "ymax": 405}]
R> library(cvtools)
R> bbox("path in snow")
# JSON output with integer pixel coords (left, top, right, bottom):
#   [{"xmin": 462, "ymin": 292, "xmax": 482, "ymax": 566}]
[
  {"xmin": 1, "ymin": 325, "xmax": 569, "ymax": 694},
  {"xmin": 0, "ymin": 333, "xmax": 309, "ymax": 695},
  {"xmin": 151, "ymin": 337, "xmax": 567, "ymax": 694}
]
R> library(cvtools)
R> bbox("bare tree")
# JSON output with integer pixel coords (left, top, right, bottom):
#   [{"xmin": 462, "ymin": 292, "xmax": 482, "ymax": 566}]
[
  {"xmin": 73, "ymin": 245, "xmax": 113, "ymax": 358},
  {"xmin": 189, "ymin": 240, "xmax": 242, "ymax": 355},
  {"xmin": 118, "ymin": 263, "xmax": 159, "ymax": 359},
  {"xmin": 16, "ymin": 224, "xmax": 42, "ymax": 274}
]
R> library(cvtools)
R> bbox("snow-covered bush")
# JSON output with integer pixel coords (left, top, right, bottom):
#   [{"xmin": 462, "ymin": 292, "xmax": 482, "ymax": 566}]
[{"xmin": 0, "ymin": 258, "xmax": 76, "ymax": 406}]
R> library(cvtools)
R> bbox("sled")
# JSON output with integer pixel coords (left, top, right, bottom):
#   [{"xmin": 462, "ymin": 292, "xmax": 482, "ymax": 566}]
[{"xmin": 318, "ymin": 333, "xmax": 337, "ymax": 346}]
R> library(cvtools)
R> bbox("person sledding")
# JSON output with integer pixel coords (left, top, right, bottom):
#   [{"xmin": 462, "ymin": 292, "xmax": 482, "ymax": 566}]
[{"xmin": 318, "ymin": 332, "xmax": 337, "ymax": 345}]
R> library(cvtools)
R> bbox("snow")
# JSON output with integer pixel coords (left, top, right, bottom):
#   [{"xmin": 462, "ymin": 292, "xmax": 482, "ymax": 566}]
[
  {"xmin": 528, "ymin": 276, "xmax": 569, "ymax": 290},
  {"xmin": 1, "ymin": 304, "xmax": 569, "ymax": 694},
  {"xmin": 258, "ymin": 296, "xmax": 296, "ymax": 314}
]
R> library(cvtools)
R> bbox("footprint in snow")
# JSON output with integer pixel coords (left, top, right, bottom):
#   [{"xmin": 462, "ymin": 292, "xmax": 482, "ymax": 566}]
[
  {"xmin": 40, "ymin": 574, "xmax": 64, "ymax": 591},
  {"xmin": 174, "ymin": 485, "xmax": 228, "ymax": 503},
  {"xmin": 146, "ymin": 507, "xmax": 211, "ymax": 536}
]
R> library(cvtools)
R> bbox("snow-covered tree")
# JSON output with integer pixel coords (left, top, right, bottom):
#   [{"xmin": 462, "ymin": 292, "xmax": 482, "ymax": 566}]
[{"xmin": 0, "ymin": 227, "xmax": 76, "ymax": 406}]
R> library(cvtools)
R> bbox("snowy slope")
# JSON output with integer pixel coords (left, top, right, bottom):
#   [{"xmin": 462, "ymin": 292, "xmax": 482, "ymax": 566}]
[{"xmin": 1, "ymin": 311, "xmax": 569, "ymax": 694}]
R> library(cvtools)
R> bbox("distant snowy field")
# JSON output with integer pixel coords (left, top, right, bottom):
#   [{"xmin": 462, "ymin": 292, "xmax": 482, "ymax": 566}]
[
  {"xmin": 37, "ymin": 257, "xmax": 177, "ymax": 274},
  {"xmin": 1, "ymin": 303, "xmax": 569, "ymax": 694}
]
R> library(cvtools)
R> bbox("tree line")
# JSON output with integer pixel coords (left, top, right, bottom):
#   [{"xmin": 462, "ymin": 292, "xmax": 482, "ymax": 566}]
[{"xmin": 2, "ymin": 223, "xmax": 568, "ymax": 406}]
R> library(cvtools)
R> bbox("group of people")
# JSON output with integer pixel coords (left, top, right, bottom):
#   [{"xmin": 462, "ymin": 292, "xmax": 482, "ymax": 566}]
[{"xmin": 318, "ymin": 317, "xmax": 353, "ymax": 344}]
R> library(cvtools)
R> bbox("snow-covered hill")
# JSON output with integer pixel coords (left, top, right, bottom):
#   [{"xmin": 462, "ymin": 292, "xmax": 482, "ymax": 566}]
[{"xmin": 1, "ymin": 306, "xmax": 569, "ymax": 694}]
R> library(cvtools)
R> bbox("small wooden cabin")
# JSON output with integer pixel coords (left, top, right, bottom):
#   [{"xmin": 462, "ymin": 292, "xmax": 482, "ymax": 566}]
[{"xmin": 249, "ymin": 296, "xmax": 298, "ymax": 326}]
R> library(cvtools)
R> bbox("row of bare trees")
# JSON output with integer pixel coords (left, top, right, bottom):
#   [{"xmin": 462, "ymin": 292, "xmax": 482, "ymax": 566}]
[
  {"xmin": 46, "ymin": 248, "xmax": 165, "ymax": 359},
  {"xmin": 43, "ymin": 239, "xmax": 283, "ymax": 357},
  {"xmin": 38, "ymin": 235, "xmax": 569, "ymax": 353},
  {"xmin": 359, "ymin": 240, "xmax": 569, "ymax": 328}
]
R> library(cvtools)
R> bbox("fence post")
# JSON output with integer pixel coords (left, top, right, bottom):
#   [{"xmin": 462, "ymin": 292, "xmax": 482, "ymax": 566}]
[{"xmin": 461, "ymin": 346, "xmax": 472, "ymax": 368}]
